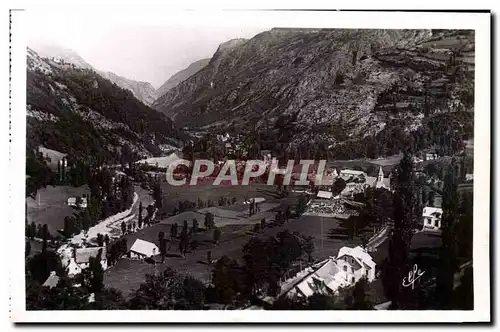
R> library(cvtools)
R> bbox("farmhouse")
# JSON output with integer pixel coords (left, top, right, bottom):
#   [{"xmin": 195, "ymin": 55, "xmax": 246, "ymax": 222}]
[
  {"xmin": 422, "ymin": 206, "xmax": 443, "ymax": 231},
  {"xmin": 67, "ymin": 197, "xmax": 87, "ymax": 208},
  {"xmin": 66, "ymin": 247, "xmax": 107, "ymax": 277},
  {"xmin": 129, "ymin": 239, "xmax": 159, "ymax": 259}
]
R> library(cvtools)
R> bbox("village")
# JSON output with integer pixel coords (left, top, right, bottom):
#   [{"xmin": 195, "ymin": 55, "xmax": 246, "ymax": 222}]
[{"xmin": 26, "ymin": 130, "xmax": 472, "ymax": 309}]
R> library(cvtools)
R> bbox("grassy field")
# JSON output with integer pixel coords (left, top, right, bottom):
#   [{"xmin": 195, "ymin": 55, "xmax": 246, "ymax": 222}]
[
  {"xmin": 158, "ymin": 181, "xmax": 285, "ymax": 215},
  {"xmin": 26, "ymin": 185, "xmax": 90, "ymax": 235},
  {"xmin": 104, "ymin": 211, "xmax": 360, "ymax": 297},
  {"xmin": 327, "ymin": 155, "xmax": 401, "ymax": 176}
]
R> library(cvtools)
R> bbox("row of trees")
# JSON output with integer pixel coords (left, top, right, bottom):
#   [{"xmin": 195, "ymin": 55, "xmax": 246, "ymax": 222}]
[
  {"xmin": 378, "ymin": 152, "xmax": 474, "ymax": 310},
  {"xmin": 208, "ymin": 230, "xmax": 313, "ymax": 305}
]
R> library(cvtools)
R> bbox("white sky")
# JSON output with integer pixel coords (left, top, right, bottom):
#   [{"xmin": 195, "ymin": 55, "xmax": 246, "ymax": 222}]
[{"xmin": 26, "ymin": 8, "xmax": 270, "ymax": 88}]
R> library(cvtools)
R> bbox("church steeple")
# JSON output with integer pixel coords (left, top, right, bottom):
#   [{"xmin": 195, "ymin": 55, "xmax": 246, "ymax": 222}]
[{"xmin": 377, "ymin": 166, "xmax": 384, "ymax": 182}]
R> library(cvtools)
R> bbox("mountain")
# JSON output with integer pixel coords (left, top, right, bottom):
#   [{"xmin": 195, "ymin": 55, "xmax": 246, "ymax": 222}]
[
  {"xmin": 30, "ymin": 44, "xmax": 157, "ymax": 106},
  {"xmin": 152, "ymin": 29, "xmax": 474, "ymax": 159},
  {"xmin": 156, "ymin": 58, "xmax": 210, "ymax": 100},
  {"xmin": 31, "ymin": 44, "xmax": 93, "ymax": 70},
  {"xmin": 99, "ymin": 71, "xmax": 157, "ymax": 106},
  {"xmin": 26, "ymin": 48, "xmax": 185, "ymax": 165}
]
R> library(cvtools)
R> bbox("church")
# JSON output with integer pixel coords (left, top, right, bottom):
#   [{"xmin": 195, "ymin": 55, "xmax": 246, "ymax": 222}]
[{"xmin": 364, "ymin": 166, "xmax": 391, "ymax": 190}]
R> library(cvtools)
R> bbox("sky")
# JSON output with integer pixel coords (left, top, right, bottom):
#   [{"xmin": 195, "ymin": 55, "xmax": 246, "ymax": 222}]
[{"xmin": 26, "ymin": 8, "xmax": 271, "ymax": 88}]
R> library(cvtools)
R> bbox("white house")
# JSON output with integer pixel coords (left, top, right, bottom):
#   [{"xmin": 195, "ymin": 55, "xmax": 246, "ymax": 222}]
[
  {"xmin": 67, "ymin": 197, "xmax": 88, "ymax": 208},
  {"xmin": 66, "ymin": 247, "xmax": 107, "ymax": 277},
  {"xmin": 129, "ymin": 239, "xmax": 159, "ymax": 259},
  {"xmin": 336, "ymin": 246, "xmax": 376, "ymax": 283},
  {"xmin": 316, "ymin": 190, "xmax": 333, "ymax": 200},
  {"xmin": 422, "ymin": 206, "xmax": 443, "ymax": 231},
  {"xmin": 284, "ymin": 246, "xmax": 376, "ymax": 299},
  {"xmin": 339, "ymin": 169, "xmax": 366, "ymax": 180}
]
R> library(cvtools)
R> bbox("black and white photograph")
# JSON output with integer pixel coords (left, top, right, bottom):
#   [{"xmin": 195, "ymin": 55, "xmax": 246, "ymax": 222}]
[{"xmin": 8, "ymin": 6, "xmax": 490, "ymax": 323}]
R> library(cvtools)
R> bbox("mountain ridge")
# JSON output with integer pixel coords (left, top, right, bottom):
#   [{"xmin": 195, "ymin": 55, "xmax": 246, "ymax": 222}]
[
  {"xmin": 30, "ymin": 44, "xmax": 157, "ymax": 106},
  {"xmin": 26, "ymin": 47, "xmax": 185, "ymax": 164},
  {"xmin": 152, "ymin": 28, "xmax": 474, "ymax": 159}
]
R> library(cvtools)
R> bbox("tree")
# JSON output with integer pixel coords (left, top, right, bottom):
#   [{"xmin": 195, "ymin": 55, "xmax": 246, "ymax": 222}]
[
  {"xmin": 349, "ymin": 278, "xmax": 373, "ymax": 310},
  {"xmin": 179, "ymin": 225, "xmax": 189, "ymax": 258},
  {"xmin": 303, "ymin": 236, "xmax": 315, "ymax": 262},
  {"xmin": 382, "ymin": 152, "xmax": 420, "ymax": 309},
  {"xmin": 436, "ymin": 161, "xmax": 460, "ymax": 309},
  {"xmin": 307, "ymin": 293, "xmax": 337, "ymax": 310},
  {"xmin": 41, "ymin": 224, "xmax": 49, "ymax": 254},
  {"xmin": 26, "ymin": 241, "xmax": 31, "ymax": 257},
  {"xmin": 332, "ymin": 177, "xmax": 347, "ymax": 195},
  {"xmin": 170, "ymin": 223, "xmax": 177, "ymax": 239},
  {"xmin": 153, "ymin": 182, "xmax": 163, "ymax": 209},
  {"xmin": 27, "ymin": 251, "xmax": 63, "ymax": 284},
  {"xmin": 192, "ymin": 219, "xmax": 199, "ymax": 233},
  {"xmin": 213, "ymin": 227, "xmax": 222, "ymax": 244},
  {"xmin": 138, "ymin": 202, "xmax": 143, "ymax": 229},
  {"xmin": 260, "ymin": 218, "xmax": 266, "ymax": 229},
  {"xmin": 204, "ymin": 213, "xmax": 215, "ymax": 231},
  {"xmin": 210, "ymin": 256, "xmax": 244, "ymax": 304},
  {"xmin": 158, "ymin": 231, "xmax": 167, "ymax": 263},
  {"xmin": 128, "ymin": 268, "xmax": 206, "ymax": 310},
  {"xmin": 121, "ymin": 221, "xmax": 126, "ymax": 235},
  {"xmin": 88, "ymin": 249, "xmax": 104, "ymax": 293},
  {"xmin": 296, "ymin": 195, "xmax": 308, "ymax": 216}
]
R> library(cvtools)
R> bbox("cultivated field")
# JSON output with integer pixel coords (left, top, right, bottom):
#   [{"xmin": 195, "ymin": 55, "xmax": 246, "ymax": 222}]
[{"xmin": 26, "ymin": 185, "xmax": 90, "ymax": 235}]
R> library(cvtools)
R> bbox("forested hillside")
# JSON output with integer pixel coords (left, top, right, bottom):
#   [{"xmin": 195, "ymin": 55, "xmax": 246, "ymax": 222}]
[{"xmin": 27, "ymin": 48, "xmax": 186, "ymax": 167}]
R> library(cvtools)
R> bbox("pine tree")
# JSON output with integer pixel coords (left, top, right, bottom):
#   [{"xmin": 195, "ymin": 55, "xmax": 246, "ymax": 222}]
[
  {"xmin": 436, "ymin": 161, "xmax": 459, "ymax": 309},
  {"xmin": 138, "ymin": 202, "xmax": 143, "ymax": 229},
  {"xmin": 382, "ymin": 152, "xmax": 420, "ymax": 309}
]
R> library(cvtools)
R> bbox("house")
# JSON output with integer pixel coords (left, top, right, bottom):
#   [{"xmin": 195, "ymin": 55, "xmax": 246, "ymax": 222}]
[
  {"xmin": 336, "ymin": 246, "xmax": 376, "ymax": 283},
  {"xmin": 339, "ymin": 169, "xmax": 366, "ymax": 180},
  {"xmin": 283, "ymin": 246, "xmax": 376, "ymax": 299},
  {"xmin": 260, "ymin": 150, "xmax": 272, "ymax": 163},
  {"xmin": 42, "ymin": 271, "xmax": 60, "ymax": 289},
  {"xmin": 129, "ymin": 239, "xmax": 159, "ymax": 259},
  {"xmin": 425, "ymin": 153, "xmax": 438, "ymax": 161},
  {"xmin": 286, "ymin": 258, "xmax": 346, "ymax": 299},
  {"xmin": 67, "ymin": 197, "xmax": 88, "ymax": 208},
  {"xmin": 66, "ymin": 247, "xmax": 107, "ymax": 277},
  {"xmin": 422, "ymin": 206, "xmax": 443, "ymax": 231},
  {"xmin": 316, "ymin": 190, "xmax": 333, "ymax": 200}
]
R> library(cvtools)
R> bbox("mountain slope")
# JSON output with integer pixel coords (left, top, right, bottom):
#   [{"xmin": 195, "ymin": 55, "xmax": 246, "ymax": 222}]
[
  {"xmin": 27, "ymin": 48, "xmax": 185, "ymax": 164},
  {"xmin": 153, "ymin": 29, "xmax": 474, "ymax": 158},
  {"xmin": 156, "ymin": 58, "xmax": 210, "ymax": 100},
  {"xmin": 30, "ymin": 44, "xmax": 157, "ymax": 106},
  {"xmin": 99, "ymin": 71, "xmax": 157, "ymax": 106}
]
